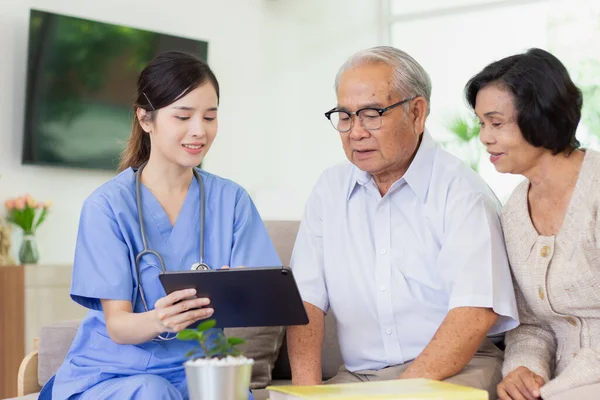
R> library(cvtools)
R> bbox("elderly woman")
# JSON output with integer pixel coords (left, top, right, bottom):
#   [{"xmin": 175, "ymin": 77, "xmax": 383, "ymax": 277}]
[{"xmin": 465, "ymin": 48, "xmax": 600, "ymax": 400}]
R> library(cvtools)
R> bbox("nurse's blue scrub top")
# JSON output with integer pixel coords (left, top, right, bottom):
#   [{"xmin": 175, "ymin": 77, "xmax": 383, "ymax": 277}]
[{"xmin": 50, "ymin": 167, "xmax": 281, "ymax": 399}]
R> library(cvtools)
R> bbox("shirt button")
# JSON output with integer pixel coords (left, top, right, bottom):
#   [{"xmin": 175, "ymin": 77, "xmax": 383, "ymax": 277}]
[
  {"xmin": 540, "ymin": 245, "xmax": 551, "ymax": 257},
  {"xmin": 538, "ymin": 287, "xmax": 545, "ymax": 300},
  {"xmin": 380, "ymin": 286, "xmax": 386, "ymax": 291},
  {"xmin": 566, "ymin": 317, "xmax": 577, "ymax": 326},
  {"xmin": 380, "ymin": 249, "xmax": 387, "ymax": 255},
  {"xmin": 386, "ymin": 329, "xmax": 392, "ymax": 335}
]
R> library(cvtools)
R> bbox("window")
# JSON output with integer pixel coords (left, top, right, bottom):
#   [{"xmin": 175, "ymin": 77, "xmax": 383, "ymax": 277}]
[{"xmin": 386, "ymin": 0, "xmax": 600, "ymax": 202}]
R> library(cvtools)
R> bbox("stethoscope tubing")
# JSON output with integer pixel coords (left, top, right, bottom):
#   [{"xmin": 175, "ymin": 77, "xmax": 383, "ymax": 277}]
[{"xmin": 134, "ymin": 162, "xmax": 208, "ymax": 340}]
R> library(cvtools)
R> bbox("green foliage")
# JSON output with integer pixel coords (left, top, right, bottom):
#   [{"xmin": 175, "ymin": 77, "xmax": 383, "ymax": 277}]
[
  {"xmin": 444, "ymin": 115, "xmax": 482, "ymax": 172},
  {"xmin": 176, "ymin": 319, "xmax": 246, "ymax": 360},
  {"xmin": 448, "ymin": 116, "xmax": 480, "ymax": 142}
]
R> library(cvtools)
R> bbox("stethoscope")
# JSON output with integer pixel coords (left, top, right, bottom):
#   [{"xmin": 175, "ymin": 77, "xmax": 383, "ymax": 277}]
[{"xmin": 134, "ymin": 161, "xmax": 210, "ymax": 340}]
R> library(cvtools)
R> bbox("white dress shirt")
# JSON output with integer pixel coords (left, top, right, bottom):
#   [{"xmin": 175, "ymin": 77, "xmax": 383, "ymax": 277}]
[{"xmin": 290, "ymin": 130, "xmax": 519, "ymax": 372}]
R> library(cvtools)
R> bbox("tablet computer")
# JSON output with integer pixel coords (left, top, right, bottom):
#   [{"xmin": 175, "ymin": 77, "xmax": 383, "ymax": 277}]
[{"xmin": 158, "ymin": 266, "xmax": 309, "ymax": 328}]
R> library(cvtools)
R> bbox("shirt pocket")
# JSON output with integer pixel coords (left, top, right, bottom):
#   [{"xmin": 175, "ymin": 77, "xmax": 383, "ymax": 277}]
[
  {"xmin": 88, "ymin": 330, "xmax": 152, "ymax": 372},
  {"xmin": 397, "ymin": 249, "xmax": 444, "ymax": 302}
]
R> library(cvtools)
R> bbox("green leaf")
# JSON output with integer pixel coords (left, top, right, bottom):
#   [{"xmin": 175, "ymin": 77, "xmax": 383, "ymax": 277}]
[
  {"xmin": 176, "ymin": 330, "xmax": 200, "ymax": 341},
  {"xmin": 35, "ymin": 208, "xmax": 48, "ymax": 229},
  {"xmin": 227, "ymin": 337, "xmax": 245, "ymax": 346},
  {"xmin": 185, "ymin": 349, "xmax": 198, "ymax": 358},
  {"xmin": 447, "ymin": 115, "xmax": 480, "ymax": 143},
  {"xmin": 196, "ymin": 319, "xmax": 216, "ymax": 332}
]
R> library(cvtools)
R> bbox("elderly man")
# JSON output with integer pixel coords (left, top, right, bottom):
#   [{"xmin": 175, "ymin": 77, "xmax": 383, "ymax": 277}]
[{"xmin": 287, "ymin": 46, "xmax": 519, "ymax": 399}]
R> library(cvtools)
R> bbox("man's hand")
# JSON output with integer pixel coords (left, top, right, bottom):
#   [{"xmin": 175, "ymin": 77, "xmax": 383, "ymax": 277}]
[{"xmin": 497, "ymin": 366, "xmax": 545, "ymax": 400}]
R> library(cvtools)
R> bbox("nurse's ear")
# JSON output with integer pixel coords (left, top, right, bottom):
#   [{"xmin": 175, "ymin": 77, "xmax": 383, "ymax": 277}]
[{"xmin": 136, "ymin": 107, "xmax": 154, "ymax": 134}]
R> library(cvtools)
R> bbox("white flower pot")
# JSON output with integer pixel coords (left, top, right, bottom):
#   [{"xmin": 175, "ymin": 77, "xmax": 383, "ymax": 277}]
[{"xmin": 185, "ymin": 356, "xmax": 254, "ymax": 400}]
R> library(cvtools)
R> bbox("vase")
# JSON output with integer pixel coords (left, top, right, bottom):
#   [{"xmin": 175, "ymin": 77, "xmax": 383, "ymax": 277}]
[
  {"xmin": 19, "ymin": 234, "xmax": 40, "ymax": 264},
  {"xmin": 185, "ymin": 357, "xmax": 254, "ymax": 400}
]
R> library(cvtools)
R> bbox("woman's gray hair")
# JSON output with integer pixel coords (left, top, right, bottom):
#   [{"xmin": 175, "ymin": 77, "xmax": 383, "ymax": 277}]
[{"xmin": 334, "ymin": 46, "xmax": 432, "ymax": 115}]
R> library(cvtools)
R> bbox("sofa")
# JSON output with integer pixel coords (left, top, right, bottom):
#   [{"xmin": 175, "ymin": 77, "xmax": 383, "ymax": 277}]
[{"xmin": 11, "ymin": 220, "xmax": 344, "ymax": 400}]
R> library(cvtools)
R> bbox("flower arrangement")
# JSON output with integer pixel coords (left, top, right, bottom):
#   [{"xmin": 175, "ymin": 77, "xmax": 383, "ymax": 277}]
[
  {"xmin": 4, "ymin": 194, "xmax": 52, "ymax": 235},
  {"xmin": 4, "ymin": 194, "xmax": 52, "ymax": 264}
]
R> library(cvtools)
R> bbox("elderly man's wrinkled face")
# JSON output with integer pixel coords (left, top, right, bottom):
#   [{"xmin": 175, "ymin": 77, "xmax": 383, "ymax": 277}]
[{"xmin": 336, "ymin": 63, "xmax": 425, "ymax": 182}]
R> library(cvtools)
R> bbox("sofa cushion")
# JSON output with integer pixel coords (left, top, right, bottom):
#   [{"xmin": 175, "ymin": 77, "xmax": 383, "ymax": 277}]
[
  {"xmin": 225, "ymin": 326, "xmax": 286, "ymax": 389},
  {"xmin": 272, "ymin": 312, "xmax": 343, "ymax": 380},
  {"xmin": 263, "ymin": 221, "xmax": 300, "ymax": 267},
  {"xmin": 38, "ymin": 320, "xmax": 80, "ymax": 386}
]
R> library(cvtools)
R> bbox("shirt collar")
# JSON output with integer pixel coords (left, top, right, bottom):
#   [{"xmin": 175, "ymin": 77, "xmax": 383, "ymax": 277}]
[{"xmin": 347, "ymin": 129, "xmax": 438, "ymax": 202}]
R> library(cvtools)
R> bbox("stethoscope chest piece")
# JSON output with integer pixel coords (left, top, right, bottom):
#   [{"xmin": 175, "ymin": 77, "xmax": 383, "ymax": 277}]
[{"xmin": 191, "ymin": 262, "xmax": 210, "ymax": 271}]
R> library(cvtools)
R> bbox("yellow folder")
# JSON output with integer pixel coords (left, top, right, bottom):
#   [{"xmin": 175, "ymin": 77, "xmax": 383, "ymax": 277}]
[{"xmin": 266, "ymin": 378, "xmax": 488, "ymax": 400}]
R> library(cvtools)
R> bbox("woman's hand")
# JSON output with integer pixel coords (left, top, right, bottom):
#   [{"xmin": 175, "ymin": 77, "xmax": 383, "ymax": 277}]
[
  {"xmin": 153, "ymin": 288, "xmax": 213, "ymax": 333},
  {"xmin": 497, "ymin": 366, "xmax": 545, "ymax": 400}
]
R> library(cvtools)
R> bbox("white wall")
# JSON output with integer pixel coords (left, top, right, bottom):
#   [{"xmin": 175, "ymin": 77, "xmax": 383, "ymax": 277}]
[{"xmin": 0, "ymin": 0, "xmax": 382, "ymax": 264}]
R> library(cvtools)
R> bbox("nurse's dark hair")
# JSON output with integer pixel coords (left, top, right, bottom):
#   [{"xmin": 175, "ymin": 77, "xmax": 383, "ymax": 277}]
[
  {"xmin": 118, "ymin": 51, "xmax": 220, "ymax": 172},
  {"xmin": 464, "ymin": 48, "xmax": 581, "ymax": 155}
]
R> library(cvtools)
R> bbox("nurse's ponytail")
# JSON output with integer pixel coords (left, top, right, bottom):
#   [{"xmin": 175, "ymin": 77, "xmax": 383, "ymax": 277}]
[{"xmin": 118, "ymin": 51, "xmax": 220, "ymax": 172}]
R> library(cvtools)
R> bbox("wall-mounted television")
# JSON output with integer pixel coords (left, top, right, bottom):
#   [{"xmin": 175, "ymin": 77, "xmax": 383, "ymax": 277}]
[{"xmin": 21, "ymin": 9, "xmax": 209, "ymax": 171}]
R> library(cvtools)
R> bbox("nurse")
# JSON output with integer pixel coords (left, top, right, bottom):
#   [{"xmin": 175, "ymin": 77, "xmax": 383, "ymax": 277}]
[{"xmin": 40, "ymin": 51, "xmax": 281, "ymax": 399}]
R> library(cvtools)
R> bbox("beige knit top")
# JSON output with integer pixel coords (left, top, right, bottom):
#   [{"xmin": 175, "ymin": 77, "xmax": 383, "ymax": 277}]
[{"xmin": 501, "ymin": 149, "xmax": 600, "ymax": 398}]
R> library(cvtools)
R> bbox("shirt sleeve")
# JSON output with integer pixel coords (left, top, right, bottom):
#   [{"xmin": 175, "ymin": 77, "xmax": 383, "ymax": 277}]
[
  {"xmin": 70, "ymin": 197, "xmax": 134, "ymax": 310},
  {"xmin": 229, "ymin": 189, "xmax": 282, "ymax": 268},
  {"xmin": 289, "ymin": 177, "xmax": 329, "ymax": 313},
  {"xmin": 437, "ymin": 192, "xmax": 519, "ymax": 334}
]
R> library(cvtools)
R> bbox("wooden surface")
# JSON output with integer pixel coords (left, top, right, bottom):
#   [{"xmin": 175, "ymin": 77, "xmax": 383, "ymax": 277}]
[
  {"xmin": 0, "ymin": 263, "xmax": 86, "ymax": 397},
  {"xmin": 0, "ymin": 265, "xmax": 25, "ymax": 399},
  {"xmin": 17, "ymin": 338, "xmax": 41, "ymax": 396}
]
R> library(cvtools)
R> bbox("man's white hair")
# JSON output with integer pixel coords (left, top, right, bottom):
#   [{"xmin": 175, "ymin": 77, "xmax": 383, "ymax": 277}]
[{"xmin": 334, "ymin": 46, "xmax": 432, "ymax": 115}]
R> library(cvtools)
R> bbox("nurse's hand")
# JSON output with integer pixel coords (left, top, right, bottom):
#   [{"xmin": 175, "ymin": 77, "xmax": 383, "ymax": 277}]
[
  {"xmin": 153, "ymin": 288, "xmax": 213, "ymax": 333},
  {"xmin": 220, "ymin": 265, "xmax": 245, "ymax": 269}
]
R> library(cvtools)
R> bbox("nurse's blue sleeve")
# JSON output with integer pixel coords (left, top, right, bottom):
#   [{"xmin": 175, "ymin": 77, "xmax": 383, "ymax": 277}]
[
  {"xmin": 229, "ymin": 189, "xmax": 281, "ymax": 268},
  {"xmin": 70, "ymin": 197, "xmax": 133, "ymax": 310}
]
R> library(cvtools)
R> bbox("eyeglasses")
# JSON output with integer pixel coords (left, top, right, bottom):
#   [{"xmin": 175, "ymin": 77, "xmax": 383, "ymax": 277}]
[{"xmin": 324, "ymin": 96, "xmax": 416, "ymax": 133}]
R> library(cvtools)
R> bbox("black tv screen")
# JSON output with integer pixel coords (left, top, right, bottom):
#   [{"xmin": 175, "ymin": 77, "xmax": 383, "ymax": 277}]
[{"xmin": 22, "ymin": 9, "xmax": 209, "ymax": 170}]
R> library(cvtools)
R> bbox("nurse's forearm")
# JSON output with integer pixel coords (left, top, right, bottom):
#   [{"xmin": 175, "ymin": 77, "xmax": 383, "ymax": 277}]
[
  {"xmin": 287, "ymin": 302, "xmax": 325, "ymax": 386},
  {"xmin": 102, "ymin": 300, "xmax": 163, "ymax": 344},
  {"xmin": 399, "ymin": 307, "xmax": 498, "ymax": 380}
]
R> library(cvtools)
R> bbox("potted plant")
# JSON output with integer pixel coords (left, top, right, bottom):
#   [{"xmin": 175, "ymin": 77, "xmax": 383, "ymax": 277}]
[{"xmin": 177, "ymin": 319, "xmax": 254, "ymax": 400}]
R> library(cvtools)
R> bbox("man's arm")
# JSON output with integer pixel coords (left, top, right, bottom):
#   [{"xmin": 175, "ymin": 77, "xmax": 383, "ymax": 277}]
[
  {"xmin": 287, "ymin": 302, "xmax": 326, "ymax": 385},
  {"xmin": 399, "ymin": 306, "xmax": 498, "ymax": 380}
]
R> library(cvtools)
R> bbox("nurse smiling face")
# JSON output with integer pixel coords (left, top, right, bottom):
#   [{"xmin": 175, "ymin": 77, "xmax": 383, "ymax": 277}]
[
  {"xmin": 118, "ymin": 50, "xmax": 221, "ymax": 174},
  {"xmin": 138, "ymin": 83, "xmax": 219, "ymax": 169}
]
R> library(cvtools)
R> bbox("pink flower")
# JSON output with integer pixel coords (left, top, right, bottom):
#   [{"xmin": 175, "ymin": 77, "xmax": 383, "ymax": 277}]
[
  {"xmin": 4, "ymin": 199, "xmax": 15, "ymax": 210},
  {"xmin": 43, "ymin": 201, "xmax": 53, "ymax": 209},
  {"xmin": 27, "ymin": 197, "xmax": 37, "ymax": 208},
  {"xmin": 14, "ymin": 198, "xmax": 26, "ymax": 210}
]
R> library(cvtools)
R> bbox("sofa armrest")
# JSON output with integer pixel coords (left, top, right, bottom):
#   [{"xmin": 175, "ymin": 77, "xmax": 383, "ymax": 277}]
[{"xmin": 18, "ymin": 344, "xmax": 41, "ymax": 396}]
